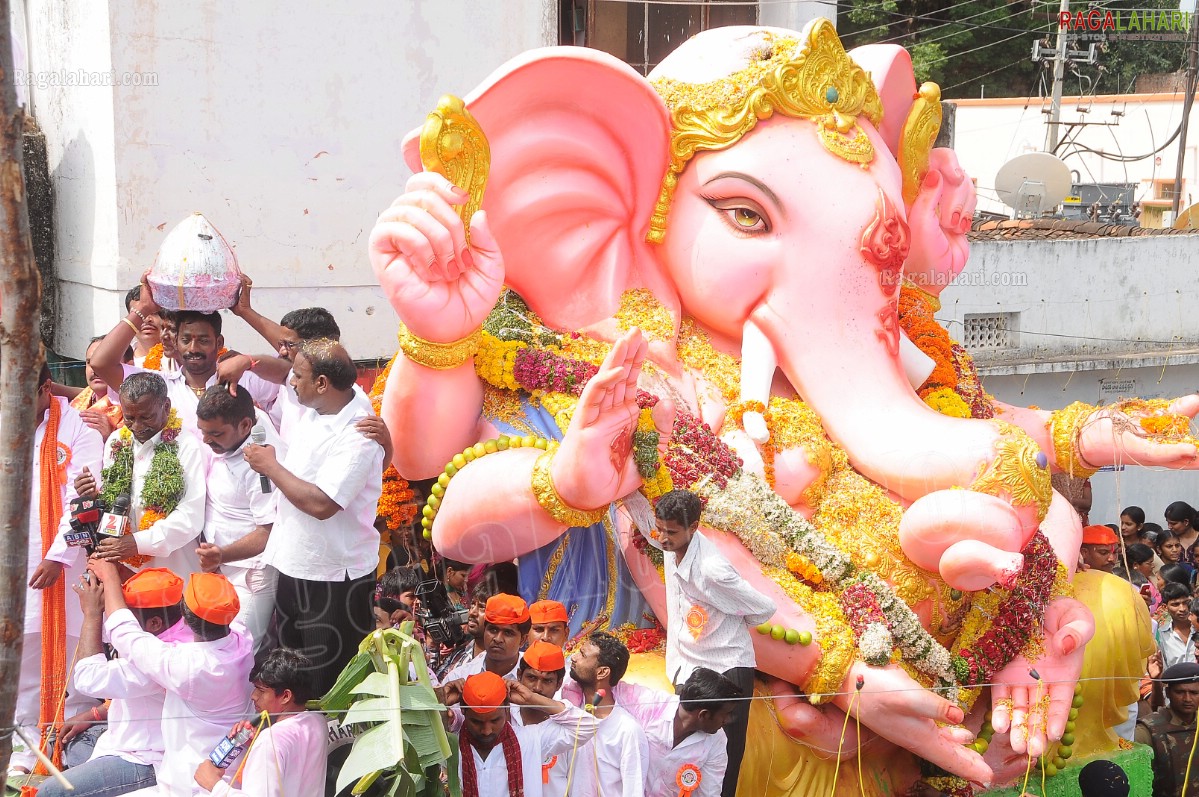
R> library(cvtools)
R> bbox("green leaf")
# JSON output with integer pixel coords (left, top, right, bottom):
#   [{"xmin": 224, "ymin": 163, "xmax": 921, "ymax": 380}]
[{"xmin": 336, "ymin": 723, "xmax": 405, "ymax": 794}]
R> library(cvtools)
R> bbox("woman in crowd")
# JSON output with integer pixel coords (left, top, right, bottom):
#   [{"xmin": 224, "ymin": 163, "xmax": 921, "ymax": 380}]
[
  {"xmin": 1120, "ymin": 506, "xmax": 1145, "ymax": 549},
  {"xmin": 1117, "ymin": 542, "xmax": 1162, "ymax": 610},
  {"xmin": 1164, "ymin": 501, "xmax": 1199, "ymax": 567}
]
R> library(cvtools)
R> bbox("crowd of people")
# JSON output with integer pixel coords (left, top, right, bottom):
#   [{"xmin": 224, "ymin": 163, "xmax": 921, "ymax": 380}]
[
  {"xmin": 10, "ymin": 278, "xmax": 776, "ymax": 797},
  {"xmin": 1076, "ymin": 498, "xmax": 1199, "ymax": 797}
]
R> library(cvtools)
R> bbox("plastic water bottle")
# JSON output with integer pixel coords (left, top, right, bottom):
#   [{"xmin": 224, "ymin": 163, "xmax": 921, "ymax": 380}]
[{"xmin": 209, "ymin": 724, "xmax": 255, "ymax": 768}]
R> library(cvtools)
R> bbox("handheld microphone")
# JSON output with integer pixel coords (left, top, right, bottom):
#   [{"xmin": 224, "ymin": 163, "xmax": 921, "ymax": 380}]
[
  {"xmin": 66, "ymin": 497, "xmax": 103, "ymax": 552},
  {"xmin": 250, "ymin": 422, "xmax": 272, "ymax": 494},
  {"xmin": 96, "ymin": 494, "xmax": 131, "ymax": 540}
]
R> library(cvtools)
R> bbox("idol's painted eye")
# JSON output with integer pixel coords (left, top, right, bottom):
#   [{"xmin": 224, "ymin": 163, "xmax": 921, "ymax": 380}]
[
  {"xmin": 703, "ymin": 196, "xmax": 772, "ymax": 235},
  {"xmin": 733, "ymin": 207, "xmax": 762, "ymax": 228}
]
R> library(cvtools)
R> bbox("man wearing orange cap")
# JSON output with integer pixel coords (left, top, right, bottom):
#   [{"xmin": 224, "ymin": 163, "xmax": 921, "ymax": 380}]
[
  {"xmin": 1080, "ymin": 524, "xmax": 1119, "ymax": 573},
  {"xmin": 444, "ymin": 594, "xmax": 530, "ymax": 684},
  {"xmin": 518, "ymin": 640, "xmax": 596, "ymax": 796},
  {"xmin": 37, "ymin": 569, "xmax": 193, "ymax": 797},
  {"xmin": 448, "ymin": 671, "xmax": 598, "ymax": 797},
  {"xmin": 528, "ymin": 600, "xmax": 570, "ymax": 648},
  {"xmin": 91, "ymin": 561, "xmax": 253, "ymax": 797}
]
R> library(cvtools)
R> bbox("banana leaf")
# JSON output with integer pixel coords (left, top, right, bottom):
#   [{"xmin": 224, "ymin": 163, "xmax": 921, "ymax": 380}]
[{"xmin": 326, "ymin": 625, "xmax": 459, "ymax": 797}]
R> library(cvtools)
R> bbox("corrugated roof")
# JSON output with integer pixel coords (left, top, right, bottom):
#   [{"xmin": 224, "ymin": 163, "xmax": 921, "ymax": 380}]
[{"xmin": 967, "ymin": 218, "xmax": 1199, "ymax": 241}]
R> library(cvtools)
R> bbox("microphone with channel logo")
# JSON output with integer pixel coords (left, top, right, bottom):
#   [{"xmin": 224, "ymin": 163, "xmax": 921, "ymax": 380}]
[
  {"xmin": 250, "ymin": 422, "xmax": 272, "ymax": 494},
  {"xmin": 96, "ymin": 494, "xmax": 131, "ymax": 541}
]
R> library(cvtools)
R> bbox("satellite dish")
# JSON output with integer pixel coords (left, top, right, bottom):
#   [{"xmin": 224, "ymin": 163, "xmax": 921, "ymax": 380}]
[
  {"xmin": 1174, "ymin": 202, "xmax": 1199, "ymax": 229},
  {"xmin": 995, "ymin": 152, "xmax": 1072, "ymax": 218}
]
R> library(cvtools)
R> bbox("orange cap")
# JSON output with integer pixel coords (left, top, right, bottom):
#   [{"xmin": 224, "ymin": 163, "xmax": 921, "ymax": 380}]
[
  {"xmin": 123, "ymin": 567, "xmax": 184, "ymax": 609},
  {"xmin": 485, "ymin": 593, "xmax": 530, "ymax": 625},
  {"xmin": 529, "ymin": 600, "xmax": 568, "ymax": 625},
  {"xmin": 1081, "ymin": 525, "xmax": 1118, "ymax": 545},
  {"xmin": 462, "ymin": 671, "xmax": 509, "ymax": 717},
  {"xmin": 183, "ymin": 572, "xmax": 240, "ymax": 625},
  {"xmin": 522, "ymin": 641, "xmax": 566, "ymax": 673}
]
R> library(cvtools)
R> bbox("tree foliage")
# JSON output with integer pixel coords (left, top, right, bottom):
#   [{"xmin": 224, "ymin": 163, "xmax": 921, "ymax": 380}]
[{"xmin": 836, "ymin": 0, "xmax": 1190, "ymax": 99}]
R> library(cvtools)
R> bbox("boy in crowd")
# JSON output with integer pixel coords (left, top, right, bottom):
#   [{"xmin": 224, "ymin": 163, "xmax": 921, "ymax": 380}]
[
  {"xmin": 194, "ymin": 648, "xmax": 328, "ymax": 796},
  {"xmin": 1155, "ymin": 582, "xmax": 1196, "ymax": 668}
]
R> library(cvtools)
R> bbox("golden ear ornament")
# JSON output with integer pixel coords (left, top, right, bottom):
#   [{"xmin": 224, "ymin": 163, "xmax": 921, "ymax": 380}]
[
  {"xmin": 647, "ymin": 18, "xmax": 884, "ymax": 244},
  {"xmin": 898, "ymin": 82, "xmax": 943, "ymax": 206},
  {"xmin": 420, "ymin": 94, "xmax": 491, "ymax": 245}
]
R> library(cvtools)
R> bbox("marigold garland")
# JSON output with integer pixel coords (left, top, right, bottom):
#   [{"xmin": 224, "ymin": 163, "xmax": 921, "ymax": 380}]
[
  {"xmin": 898, "ymin": 284, "xmax": 994, "ymax": 420},
  {"xmin": 143, "ymin": 343, "xmax": 164, "ymax": 371},
  {"xmin": 368, "ymin": 364, "xmax": 418, "ymax": 532},
  {"xmin": 100, "ymin": 410, "xmax": 186, "ymax": 568}
]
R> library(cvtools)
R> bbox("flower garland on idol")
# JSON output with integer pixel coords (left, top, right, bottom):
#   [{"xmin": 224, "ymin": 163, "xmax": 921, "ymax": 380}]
[
  {"xmin": 471, "ymin": 294, "xmax": 979, "ymax": 694},
  {"xmin": 437, "ymin": 290, "xmax": 1064, "ymax": 704},
  {"xmin": 367, "ymin": 364, "xmax": 418, "ymax": 534},
  {"xmin": 99, "ymin": 409, "xmax": 185, "ymax": 568}
]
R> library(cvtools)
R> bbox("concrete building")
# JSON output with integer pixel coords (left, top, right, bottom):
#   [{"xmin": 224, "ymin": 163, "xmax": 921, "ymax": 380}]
[{"xmin": 947, "ymin": 220, "xmax": 1199, "ymax": 526}]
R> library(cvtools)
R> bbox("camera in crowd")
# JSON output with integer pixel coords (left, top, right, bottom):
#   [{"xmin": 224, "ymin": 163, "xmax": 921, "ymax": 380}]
[{"xmin": 414, "ymin": 578, "xmax": 468, "ymax": 647}]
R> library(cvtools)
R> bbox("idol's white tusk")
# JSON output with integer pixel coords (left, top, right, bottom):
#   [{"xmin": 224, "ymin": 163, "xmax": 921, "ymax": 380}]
[{"xmin": 739, "ymin": 320, "xmax": 776, "ymax": 445}]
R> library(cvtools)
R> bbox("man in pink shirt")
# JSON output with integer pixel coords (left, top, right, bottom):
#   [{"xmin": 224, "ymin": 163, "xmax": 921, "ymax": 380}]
[{"xmin": 194, "ymin": 648, "xmax": 328, "ymax": 796}]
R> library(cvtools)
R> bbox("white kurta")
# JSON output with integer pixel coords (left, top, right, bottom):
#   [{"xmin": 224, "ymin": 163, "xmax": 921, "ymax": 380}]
[
  {"xmin": 119, "ymin": 364, "xmax": 280, "ymax": 441},
  {"xmin": 208, "ymin": 711, "xmax": 328, "ymax": 797},
  {"xmin": 562, "ymin": 705, "xmax": 648, "ymax": 797},
  {"xmin": 101, "ymin": 425, "xmax": 207, "ymax": 578},
  {"xmin": 107, "ymin": 609, "xmax": 254, "ymax": 797},
  {"xmin": 458, "ymin": 707, "xmax": 599, "ymax": 797}
]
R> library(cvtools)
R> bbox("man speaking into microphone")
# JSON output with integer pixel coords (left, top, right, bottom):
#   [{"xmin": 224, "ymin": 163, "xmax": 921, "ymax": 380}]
[{"xmin": 194, "ymin": 386, "xmax": 283, "ymax": 657}]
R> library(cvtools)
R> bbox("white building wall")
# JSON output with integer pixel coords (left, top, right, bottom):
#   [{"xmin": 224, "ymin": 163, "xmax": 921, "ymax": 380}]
[
  {"xmin": 23, "ymin": 0, "xmax": 556, "ymax": 359},
  {"xmin": 952, "ymin": 94, "xmax": 1199, "ymax": 217},
  {"xmin": 943, "ymin": 235, "xmax": 1199, "ymax": 530}
]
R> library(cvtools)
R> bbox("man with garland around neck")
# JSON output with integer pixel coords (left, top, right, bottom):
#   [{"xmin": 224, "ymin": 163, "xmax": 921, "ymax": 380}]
[
  {"xmin": 75, "ymin": 372, "xmax": 207, "ymax": 579},
  {"xmin": 5, "ymin": 364, "xmax": 104, "ymax": 778},
  {"xmin": 444, "ymin": 671, "xmax": 599, "ymax": 797},
  {"xmin": 89, "ymin": 278, "xmax": 277, "ymax": 439}
]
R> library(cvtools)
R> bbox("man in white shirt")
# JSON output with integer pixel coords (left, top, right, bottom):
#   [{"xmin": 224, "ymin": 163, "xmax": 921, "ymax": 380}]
[
  {"xmin": 7, "ymin": 366, "xmax": 104, "ymax": 776},
  {"xmin": 90, "ymin": 285, "xmax": 278, "ymax": 439},
  {"xmin": 623, "ymin": 668, "xmax": 741, "ymax": 797},
  {"xmin": 91, "ymin": 563, "xmax": 253, "ymax": 797},
  {"xmin": 649, "ymin": 490, "xmax": 775, "ymax": 797},
  {"xmin": 38, "ymin": 568, "xmax": 194, "ymax": 797},
  {"xmin": 193, "ymin": 648, "xmax": 327, "ymax": 796},
  {"xmin": 76, "ymin": 372, "xmax": 207, "ymax": 579},
  {"xmin": 514, "ymin": 641, "xmax": 593, "ymax": 794},
  {"xmin": 447, "ymin": 671, "xmax": 599, "ymax": 797},
  {"xmin": 244, "ymin": 339, "xmax": 383, "ymax": 695},
  {"xmin": 194, "ymin": 386, "xmax": 283, "ymax": 656},
  {"xmin": 567, "ymin": 632, "xmax": 649, "ymax": 797}
]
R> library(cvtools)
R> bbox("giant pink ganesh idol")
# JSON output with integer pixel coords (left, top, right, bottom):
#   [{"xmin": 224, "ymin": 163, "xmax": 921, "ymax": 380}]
[{"xmin": 370, "ymin": 19, "xmax": 1198, "ymax": 793}]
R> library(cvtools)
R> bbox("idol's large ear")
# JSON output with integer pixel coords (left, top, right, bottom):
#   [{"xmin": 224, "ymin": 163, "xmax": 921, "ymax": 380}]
[
  {"xmin": 402, "ymin": 48, "xmax": 677, "ymax": 331},
  {"xmin": 849, "ymin": 44, "xmax": 918, "ymax": 158}
]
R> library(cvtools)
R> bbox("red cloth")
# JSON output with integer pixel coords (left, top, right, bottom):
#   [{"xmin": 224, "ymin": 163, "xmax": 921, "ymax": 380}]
[{"xmin": 461, "ymin": 721, "xmax": 523, "ymax": 797}]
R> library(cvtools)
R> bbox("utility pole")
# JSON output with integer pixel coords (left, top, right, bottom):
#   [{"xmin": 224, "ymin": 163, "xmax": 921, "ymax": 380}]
[
  {"xmin": 1045, "ymin": 0, "xmax": 1071, "ymax": 153},
  {"xmin": 1172, "ymin": 10, "xmax": 1199, "ymax": 218},
  {"xmin": 0, "ymin": 0, "xmax": 44, "ymax": 786}
]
